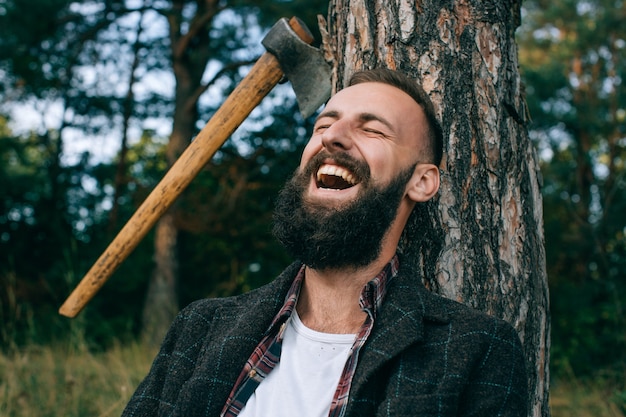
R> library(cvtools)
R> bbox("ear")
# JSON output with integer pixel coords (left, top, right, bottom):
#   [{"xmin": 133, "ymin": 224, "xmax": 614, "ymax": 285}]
[{"xmin": 406, "ymin": 163, "xmax": 440, "ymax": 202}]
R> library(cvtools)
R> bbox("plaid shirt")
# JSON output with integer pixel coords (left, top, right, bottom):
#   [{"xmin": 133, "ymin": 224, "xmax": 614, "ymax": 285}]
[{"xmin": 220, "ymin": 255, "xmax": 400, "ymax": 417}]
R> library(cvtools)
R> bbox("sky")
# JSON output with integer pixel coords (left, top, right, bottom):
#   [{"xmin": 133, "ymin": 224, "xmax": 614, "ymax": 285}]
[{"xmin": 3, "ymin": 5, "xmax": 277, "ymax": 166}]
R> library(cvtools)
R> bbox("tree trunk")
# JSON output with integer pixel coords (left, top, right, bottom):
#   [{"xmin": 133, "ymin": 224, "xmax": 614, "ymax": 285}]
[
  {"xmin": 324, "ymin": 1, "xmax": 550, "ymax": 415},
  {"xmin": 141, "ymin": 0, "xmax": 218, "ymax": 345},
  {"xmin": 141, "ymin": 213, "xmax": 180, "ymax": 347},
  {"xmin": 109, "ymin": 11, "xmax": 145, "ymax": 234}
]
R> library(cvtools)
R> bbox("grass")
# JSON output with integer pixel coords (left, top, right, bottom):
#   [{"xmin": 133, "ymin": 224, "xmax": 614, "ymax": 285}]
[
  {"xmin": 550, "ymin": 366, "xmax": 626, "ymax": 417},
  {"xmin": 0, "ymin": 341, "xmax": 624, "ymax": 416},
  {"xmin": 551, "ymin": 381, "xmax": 625, "ymax": 417},
  {"xmin": 0, "ymin": 342, "xmax": 155, "ymax": 417}
]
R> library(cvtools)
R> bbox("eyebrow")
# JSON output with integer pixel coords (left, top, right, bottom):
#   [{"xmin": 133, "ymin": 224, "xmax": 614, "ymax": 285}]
[
  {"xmin": 315, "ymin": 110, "xmax": 394, "ymax": 131},
  {"xmin": 359, "ymin": 112, "xmax": 394, "ymax": 131},
  {"xmin": 315, "ymin": 109, "xmax": 340, "ymax": 123}
]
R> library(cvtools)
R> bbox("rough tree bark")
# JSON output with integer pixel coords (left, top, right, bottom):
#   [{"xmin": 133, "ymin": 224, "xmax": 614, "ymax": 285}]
[{"xmin": 322, "ymin": 1, "xmax": 550, "ymax": 415}]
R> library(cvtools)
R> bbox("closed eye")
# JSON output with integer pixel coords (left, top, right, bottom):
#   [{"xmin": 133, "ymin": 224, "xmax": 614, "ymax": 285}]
[
  {"xmin": 314, "ymin": 124, "xmax": 331, "ymax": 133},
  {"xmin": 361, "ymin": 126, "xmax": 389, "ymax": 138},
  {"xmin": 314, "ymin": 110, "xmax": 340, "ymax": 133}
]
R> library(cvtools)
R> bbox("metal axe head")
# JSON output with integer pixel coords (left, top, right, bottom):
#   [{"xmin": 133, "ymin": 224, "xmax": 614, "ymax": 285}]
[{"xmin": 262, "ymin": 18, "xmax": 332, "ymax": 118}]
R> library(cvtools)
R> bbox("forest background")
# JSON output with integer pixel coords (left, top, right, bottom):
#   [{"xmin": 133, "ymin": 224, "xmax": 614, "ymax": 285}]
[{"xmin": 0, "ymin": 0, "xmax": 624, "ymax": 416}]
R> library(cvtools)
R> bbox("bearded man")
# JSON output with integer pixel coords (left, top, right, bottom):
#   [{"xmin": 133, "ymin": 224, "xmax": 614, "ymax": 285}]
[{"xmin": 122, "ymin": 68, "xmax": 528, "ymax": 417}]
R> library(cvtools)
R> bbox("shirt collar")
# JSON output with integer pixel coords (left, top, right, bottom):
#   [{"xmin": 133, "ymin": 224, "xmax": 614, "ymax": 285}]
[
  {"xmin": 266, "ymin": 255, "xmax": 400, "ymax": 338},
  {"xmin": 359, "ymin": 254, "xmax": 399, "ymax": 316}
]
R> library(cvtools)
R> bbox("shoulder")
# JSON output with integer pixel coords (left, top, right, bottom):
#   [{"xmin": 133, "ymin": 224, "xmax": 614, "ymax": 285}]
[
  {"xmin": 173, "ymin": 261, "xmax": 302, "ymax": 328},
  {"xmin": 152, "ymin": 261, "xmax": 302, "ymax": 366},
  {"xmin": 418, "ymin": 290, "xmax": 528, "ymax": 414},
  {"xmin": 388, "ymin": 264, "xmax": 524, "ymax": 353},
  {"xmin": 417, "ymin": 282, "xmax": 522, "ymax": 346}
]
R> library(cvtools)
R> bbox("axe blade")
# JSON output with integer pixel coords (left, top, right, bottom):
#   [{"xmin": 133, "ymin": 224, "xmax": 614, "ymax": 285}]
[{"xmin": 262, "ymin": 18, "xmax": 332, "ymax": 118}]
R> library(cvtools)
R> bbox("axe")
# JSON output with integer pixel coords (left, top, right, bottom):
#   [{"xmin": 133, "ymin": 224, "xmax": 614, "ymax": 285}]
[{"xmin": 59, "ymin": 17, "xmax": 331, "ymax": 318}]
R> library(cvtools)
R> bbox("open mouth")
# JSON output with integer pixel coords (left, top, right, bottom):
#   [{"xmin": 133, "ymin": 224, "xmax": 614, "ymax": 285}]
[{"xmin": 316, "ymin": 164, "xmax": 359, "ymax": 190}]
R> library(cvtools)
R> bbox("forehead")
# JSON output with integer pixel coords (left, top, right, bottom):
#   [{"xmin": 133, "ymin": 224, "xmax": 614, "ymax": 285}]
[
  {"xmin": 321, "ymin": 82, "xmax": 426, "ymax": 145},
  {"xmin": 322, "ymin": 82, "xmax": 424, "ymax": 127},
  {"xmin": 325, "ymin": 82, "xmax": 419, "ymax": 111}
]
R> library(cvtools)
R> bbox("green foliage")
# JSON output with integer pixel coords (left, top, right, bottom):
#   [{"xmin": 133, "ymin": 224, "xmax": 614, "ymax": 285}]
[
  {"xmin": 0, "ymin": 0, "xmax": 323, "ymax": 350},
  {"xmin": 0, "ymin": 117, "xmax": 74, "ymax": 345},
  {"xmin": 518, "ymin": 0, "xmax": 626, "ymax": 376},
  {"xmin": 0, "ymin": 0, "xmax": 74, "ymax": 94},
  {"xmin": 0, "ymin": 116, "xmax": 154, "ymax": 348},
  {"xmin": 238, "ymin": 0, "xmax": 329, "ymax": 42},
  {"xmin": 177, "ymin": 96, "xmax": 311, "ymax": 304}
]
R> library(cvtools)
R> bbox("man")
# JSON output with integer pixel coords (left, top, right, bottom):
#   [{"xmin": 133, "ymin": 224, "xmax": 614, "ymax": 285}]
[{"xmin": 122, "ymin": 68, "xmax": 528, "ymax": 417}]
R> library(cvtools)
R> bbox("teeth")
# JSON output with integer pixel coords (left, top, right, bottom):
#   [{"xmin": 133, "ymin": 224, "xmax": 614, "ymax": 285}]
[{"xmin": 316, "ymin": 164, "xmax": 357, "ymax": 185}]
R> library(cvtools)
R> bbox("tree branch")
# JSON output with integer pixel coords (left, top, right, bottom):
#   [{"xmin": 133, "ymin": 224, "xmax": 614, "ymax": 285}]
[
  {"xmin": 172, "ymin": 1, "xmax": 227, "ymax": 60},
  {"xmin": 184, "ymin": 58, "xmax": 258, "ymax": 113}
]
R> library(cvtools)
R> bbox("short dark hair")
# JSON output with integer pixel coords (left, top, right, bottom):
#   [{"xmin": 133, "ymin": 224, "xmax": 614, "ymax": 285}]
[{"xmin": 348, "ymin": 68, "xmax": 443, "ymax": 166}]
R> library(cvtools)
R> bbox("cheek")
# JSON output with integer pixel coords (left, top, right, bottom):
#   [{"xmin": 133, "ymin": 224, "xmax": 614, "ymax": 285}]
[
  {"xmin": 375, "ymin": 144, "xmax": 418, "ymax": 174},
  {"xmin": 361, "ymin": 149, "xmax": 394, "ymax": 178},
  {"xmin": 299, "ymin": 136, "xmax": 323, "ymax": 169}
]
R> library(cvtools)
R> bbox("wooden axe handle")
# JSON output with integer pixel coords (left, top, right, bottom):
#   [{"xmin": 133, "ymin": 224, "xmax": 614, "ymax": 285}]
[{"xmin": 59, "ymin": 18, "xmax": 314, "ymax": 318}]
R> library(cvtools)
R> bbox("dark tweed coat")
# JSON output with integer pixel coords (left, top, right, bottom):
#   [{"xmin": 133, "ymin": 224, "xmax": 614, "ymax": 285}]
[{"xmin": 122, "ymin": 260, "xmax": 528, "ymax": 417}]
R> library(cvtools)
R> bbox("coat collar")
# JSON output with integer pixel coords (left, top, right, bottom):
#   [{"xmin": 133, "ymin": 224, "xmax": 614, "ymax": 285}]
[
  {"xmin": 217, "ymin": 258, "xmax": 453, "ymax": 375},
  {"xmin": 206, "ymin": 262, "xmax": 301, "ymax": 414},
  {"xmin": 351, "ymin": 259, "xmax": 451, "ymax": 391},
  {"xmin": 208, "ymin": 259, "xmax": 452, "ymax": 414}
]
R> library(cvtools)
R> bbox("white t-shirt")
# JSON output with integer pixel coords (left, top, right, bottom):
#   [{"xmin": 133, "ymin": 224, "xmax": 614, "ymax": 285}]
[{"xmin": 238, "ymin": 312, "xmax": 355, "ymax": 417}]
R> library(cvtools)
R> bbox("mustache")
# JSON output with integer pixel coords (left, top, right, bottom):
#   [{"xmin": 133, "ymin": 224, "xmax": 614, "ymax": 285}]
[{"xmin": 300, "ymin": 151, "xmax": 371, "ymax": 184}]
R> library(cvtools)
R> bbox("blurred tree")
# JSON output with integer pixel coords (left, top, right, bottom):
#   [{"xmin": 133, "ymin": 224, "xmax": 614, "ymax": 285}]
[
  {"xmin": 0, "ymin": 0, "xmax": 174, "ymax": 347},
  {"xmin": 0, "ymin": 117, "xmax": 74, "ymax": 346},
  {"xmin": 0, "ymin": 0, "xmax": 327, "ymax": 346},
  {"xmin": 518, "ymin": 0, "xmax": 626, "ymax": 376},
  {"xmin": 324, "ymin": 0, "xmax": 550, "ymax": 414},
  {"xmin": 0, "ymin": 114, "xmax": 133, "ymax": 347},
  {"xmin": 134, "ymin": 0, "xmax": 327, "ymax": 346}
]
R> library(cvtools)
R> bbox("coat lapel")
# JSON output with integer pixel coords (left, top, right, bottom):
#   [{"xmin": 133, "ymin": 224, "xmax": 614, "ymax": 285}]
[
  {"xmin": 351, "ymin": 267, "xmax": 451, "ymax": 394},
  {"xmin": 187, "ymin": 263, "xmax": 301, "ymax": 416}
]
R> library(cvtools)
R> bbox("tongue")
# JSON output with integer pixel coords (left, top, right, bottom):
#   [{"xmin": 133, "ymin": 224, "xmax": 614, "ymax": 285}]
[{"xmin": 320, "ymin": 174, "xmax": 352, "ymax": 190}]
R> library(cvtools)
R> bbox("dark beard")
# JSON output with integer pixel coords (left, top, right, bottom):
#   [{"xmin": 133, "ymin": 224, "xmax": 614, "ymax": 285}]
[{"xmin": 272, "ymin": 152, "xmax": 416, "ymax": 270}]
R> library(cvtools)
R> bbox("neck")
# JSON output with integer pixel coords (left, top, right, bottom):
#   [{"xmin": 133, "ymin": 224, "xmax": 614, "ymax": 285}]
[
  {"xmin": 296, "ymin": 254, "xmax": 393, "ymax": 334},
  {"xmin": 295, "ymin": 206, "xmax": 410, "ymax": 334}
]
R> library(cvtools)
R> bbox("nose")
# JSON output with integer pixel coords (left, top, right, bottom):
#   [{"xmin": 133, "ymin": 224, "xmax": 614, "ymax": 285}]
[{"xmin": 321, "ymin": 119, "xmax": 353, "ymax": 152}]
